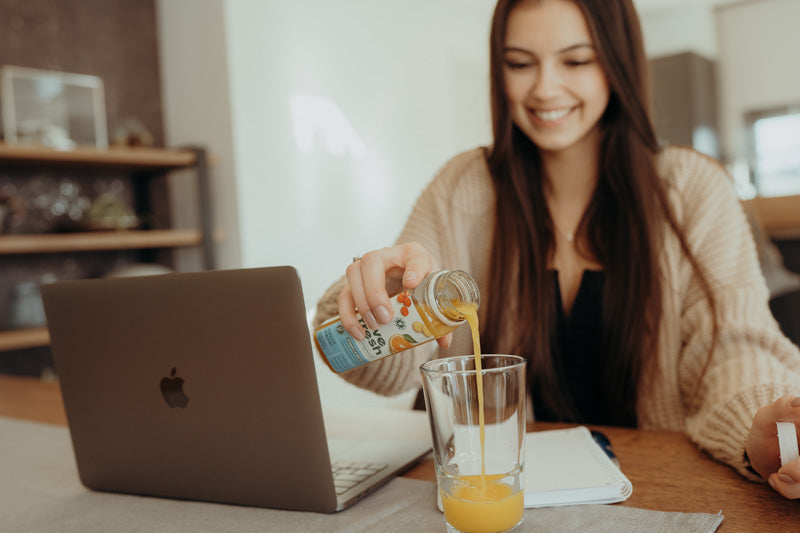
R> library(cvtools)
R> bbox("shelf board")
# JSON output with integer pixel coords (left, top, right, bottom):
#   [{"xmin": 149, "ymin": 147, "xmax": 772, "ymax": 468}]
[
  {"xmin": 0, "ymin": 143, "xmax": 195, "ymax": 170},
  {"xmin": 0, "ymin": 328, "xmax": 50, "ymax": 352},
  {"xmin": 743, "ymin": 194, "xmax": 800, "ymax": 240},
  {"xmin": 0, "ymin": 230, "xmax": 202, "ymax": 254}
]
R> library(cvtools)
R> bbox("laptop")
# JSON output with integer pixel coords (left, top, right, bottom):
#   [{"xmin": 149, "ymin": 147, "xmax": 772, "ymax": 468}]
[{"xmin": 41, "ymin": 266, "xmax": 431, "ymax": 513}]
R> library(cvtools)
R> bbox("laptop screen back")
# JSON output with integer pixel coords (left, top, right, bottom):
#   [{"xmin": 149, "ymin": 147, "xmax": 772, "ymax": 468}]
[{"xmin": 42, "ymin": 266, "xmax": 338, "ymax": 512}]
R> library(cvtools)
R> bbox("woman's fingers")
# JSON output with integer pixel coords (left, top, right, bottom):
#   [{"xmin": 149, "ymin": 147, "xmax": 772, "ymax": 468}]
[
  {"xmin": 437, "ymin": 333, "xmax": 453, "ymax": 349},
  {"xmin": 753, "ymin": 395, "xmax": 800, "ymax": 442},
  {"xmin": 359, "ymin": 250, "xmax": 395, "ymax": 326},
  {"xmin": 342, "ymin": 243, "xmax": 435, "ymax": 329},
  {"xmin": 346, "ymin": 258, "xmax": 378, "ymax": 329},
  {"xmin": 768, "ymin": 458, "xmax": 800, "ymax": 499},
  {"xmin": 747, "ymin": 394, "xmax": 800, "ymax": 480},
  {"xmin": 336, "ymin": 285, "xmax": 364, "ymax": 340},
  {"xmin": 398, "ymin": 242, "xmax": 436, "ymax": 289}
]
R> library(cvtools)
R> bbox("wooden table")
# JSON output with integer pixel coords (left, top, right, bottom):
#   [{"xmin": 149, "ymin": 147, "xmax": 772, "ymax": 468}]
[
  {"xmin": 1, "ymin": 374, "xmax": 797, "ymax": 532},
  {"xmin": 0, "ymin": 374, "xmax": 66, "ymax": 425}
]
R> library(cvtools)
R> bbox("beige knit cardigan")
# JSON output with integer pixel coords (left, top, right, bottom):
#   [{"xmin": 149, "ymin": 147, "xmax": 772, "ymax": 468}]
[{"xmin": 314, "ymin": 146, "xmax": 800, "ymax": 480}]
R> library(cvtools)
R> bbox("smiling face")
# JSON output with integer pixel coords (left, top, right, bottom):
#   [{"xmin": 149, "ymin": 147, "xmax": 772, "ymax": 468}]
[{"xmin": 503, "ymin": 0, "xmax": 610, "ymax": 158}]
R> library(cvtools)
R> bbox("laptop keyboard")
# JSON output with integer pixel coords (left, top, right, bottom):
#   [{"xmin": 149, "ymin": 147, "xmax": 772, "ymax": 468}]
[{"xmin": 331, "ymin": 460, "xmax": 388, "ymax": 495}]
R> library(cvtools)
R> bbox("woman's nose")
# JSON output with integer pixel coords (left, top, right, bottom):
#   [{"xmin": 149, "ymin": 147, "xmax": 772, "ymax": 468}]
[{"xmin": 530, "ymin": 64, "xmax": 561, "ymax": 99}]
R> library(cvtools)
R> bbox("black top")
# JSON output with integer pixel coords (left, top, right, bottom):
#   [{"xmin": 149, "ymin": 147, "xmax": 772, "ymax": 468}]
[{"xmin": 532, "ymin": 270, "xmax": 610, "ymax": 425}]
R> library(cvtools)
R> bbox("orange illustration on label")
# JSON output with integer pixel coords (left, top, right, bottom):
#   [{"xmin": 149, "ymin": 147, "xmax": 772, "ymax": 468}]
[{"xmin": 389, "ymin": 334, "xmax": 416, "ymax": 353}]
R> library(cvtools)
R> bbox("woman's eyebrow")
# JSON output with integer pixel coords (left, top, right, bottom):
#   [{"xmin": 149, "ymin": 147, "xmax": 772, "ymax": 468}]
[
  {"xmin": 503, "ymin": 46, "xmax": 534, "ymax": 55},
  {"xmin": 557, "ymin": 43, "xmax": 594, "ymax": 53},
  {"xmin": 503, "ymin": 43, "xmax": 594, "ymax": 55}
]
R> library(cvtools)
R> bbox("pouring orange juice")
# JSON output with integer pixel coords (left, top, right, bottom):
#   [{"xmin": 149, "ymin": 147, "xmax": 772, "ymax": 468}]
[
  {"xmin": 438, "ymin": 303, "xmax": 524, "ymax": 533},
  {"xmin": 322, "ymin": 267, "xmax": 525, "ymax": 533},
  {"xmin": 421, "ymin": 300, "xmax": 525, "ymax": 533}
]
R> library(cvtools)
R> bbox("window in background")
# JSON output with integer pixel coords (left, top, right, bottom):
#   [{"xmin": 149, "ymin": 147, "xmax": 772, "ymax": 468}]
[{"xmin": 747, "ymin": 106, "xmax": 800, "ymax": 198}]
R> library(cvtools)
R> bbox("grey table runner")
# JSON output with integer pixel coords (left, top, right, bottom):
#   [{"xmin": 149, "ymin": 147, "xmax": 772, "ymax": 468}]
[{"xmin": 0, "ymin": 416, "xmax": 723, "ymax": 532}]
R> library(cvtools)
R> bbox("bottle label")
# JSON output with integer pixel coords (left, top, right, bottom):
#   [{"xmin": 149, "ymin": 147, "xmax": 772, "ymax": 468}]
[{"xmin": 315, "ymin": 290, "xmax": 436, "ymax": 373}]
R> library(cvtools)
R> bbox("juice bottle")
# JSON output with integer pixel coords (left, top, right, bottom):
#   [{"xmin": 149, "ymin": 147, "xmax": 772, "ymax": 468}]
[{"xmin": 314, "ymin": 270, "xmax": 480, "ymax": 374}]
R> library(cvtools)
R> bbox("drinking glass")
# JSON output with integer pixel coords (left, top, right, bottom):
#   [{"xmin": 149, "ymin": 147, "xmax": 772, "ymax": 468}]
[{"xmin": 420, "ymin": 355, "xmax": 526, "ymax": 533}]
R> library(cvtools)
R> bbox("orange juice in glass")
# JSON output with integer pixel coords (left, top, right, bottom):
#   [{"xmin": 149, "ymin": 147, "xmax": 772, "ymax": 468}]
[{"xmin": 420, "ymin": 355, "xmax": 526, "ymax": 533}]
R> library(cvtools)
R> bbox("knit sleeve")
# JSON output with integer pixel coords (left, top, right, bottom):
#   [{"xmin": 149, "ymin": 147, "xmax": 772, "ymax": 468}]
[{"xmin": 670, "ymin": 149, "xmax": 800, "ymax": 480}]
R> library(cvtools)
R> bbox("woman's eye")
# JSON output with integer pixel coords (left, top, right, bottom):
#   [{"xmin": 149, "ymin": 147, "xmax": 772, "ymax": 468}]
[
  {"xmin": 565, "ymin": 59, "xmax": 593, "ymax": 67},
  {"xmin": 504, "ymin": 60, "xmax": 532, "ymax": 70}
]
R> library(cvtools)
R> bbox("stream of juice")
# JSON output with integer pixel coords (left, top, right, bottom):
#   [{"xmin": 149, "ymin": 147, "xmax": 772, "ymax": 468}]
[
  {"xmin": 460, "ymin": 303, "xmax": 486, "ymax": 483},
  {"xmin": 439, "ymin": 303, "xmax": 523, "ymax": 533}
]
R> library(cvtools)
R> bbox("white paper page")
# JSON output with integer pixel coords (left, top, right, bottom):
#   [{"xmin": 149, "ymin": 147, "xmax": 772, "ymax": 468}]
[{"xmin": 524, "ymin": 426, "xmax": 632, "ymax": 507}]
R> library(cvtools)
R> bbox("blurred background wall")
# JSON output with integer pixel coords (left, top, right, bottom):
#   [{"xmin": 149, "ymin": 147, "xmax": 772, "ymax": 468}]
[{"xmin": 2, "ymin": 0, "xmax": 798, "ymax": 408}]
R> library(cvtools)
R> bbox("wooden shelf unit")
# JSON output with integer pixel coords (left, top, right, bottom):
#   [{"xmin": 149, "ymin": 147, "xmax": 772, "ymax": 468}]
[
  {"xmin": 0, "ymin": 143, "xmax": 195, "ymax": 170},
  {"xmin": 0, "ymin": 144, "xmax": 214, "ymax": 355},
  {"xmin": 743, "ymin": 194, "xmax": 800, "ymax": 240},
  {"xmin": 0, "ymin": 328, "xmax": 50, "ymax": 352},
  {"xmin": 0, "ymin": 230, "xmax": 202, "ymax": 254}
]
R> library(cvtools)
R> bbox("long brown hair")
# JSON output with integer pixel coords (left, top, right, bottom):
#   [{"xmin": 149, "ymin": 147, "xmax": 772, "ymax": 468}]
[{"xmin": 482, "ymin": 0, "xmax": 717, "ymax": 426}]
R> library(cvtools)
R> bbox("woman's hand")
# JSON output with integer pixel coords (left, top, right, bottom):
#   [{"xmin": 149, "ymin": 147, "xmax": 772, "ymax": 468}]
[
  {"xmin": 745, "ymin": 394, "xmax": 800, "ymax": 498},
  {"xmin": 337, "ymin": 242, "xmax": 452, "ymax": 348}
]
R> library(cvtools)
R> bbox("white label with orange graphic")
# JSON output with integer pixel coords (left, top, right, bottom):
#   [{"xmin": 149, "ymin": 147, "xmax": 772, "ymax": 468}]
[{"xmin": 315, "ymin": 290, "xmax": 435, "ymax": 373}]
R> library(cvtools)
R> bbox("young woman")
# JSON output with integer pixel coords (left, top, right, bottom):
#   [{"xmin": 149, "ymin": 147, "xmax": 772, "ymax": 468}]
[{"xmin": 314, "ymin": 0, "xmax": 800, "ymax": 498}]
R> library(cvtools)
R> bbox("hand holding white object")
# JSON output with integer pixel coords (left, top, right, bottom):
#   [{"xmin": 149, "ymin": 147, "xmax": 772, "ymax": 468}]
[{"xmin": 745, "ymin": 394, "xmax": 800, "ymax": 499}]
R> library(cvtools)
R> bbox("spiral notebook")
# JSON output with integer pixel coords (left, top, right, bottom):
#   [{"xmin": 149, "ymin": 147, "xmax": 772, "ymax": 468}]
[{"xmin": 524, "ymin": 426, "xmax": 633, "ymax": 507}]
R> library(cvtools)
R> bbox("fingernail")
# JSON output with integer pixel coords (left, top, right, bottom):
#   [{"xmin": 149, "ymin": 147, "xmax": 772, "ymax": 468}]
[
  {"xmin": 403, "ymin": 270, "xmax": 418, "ymax": 282},
  {"xmin": 349, "ymin": 325, "xmax": 365, "ymax": 341},
  {"xmin": 778, "ymin": 473, "xmax": 796, "ymax": 484},
  {"xmin": 364, "ymin": 311, "xmax": 379, "ymax": 330},
  {"xmin": 791, "ymin": 397, "xmax": 800, "ymax": 408},
  {"xmin": 375, "ymin": 305, "xmax": 392, "ymax": 324}
]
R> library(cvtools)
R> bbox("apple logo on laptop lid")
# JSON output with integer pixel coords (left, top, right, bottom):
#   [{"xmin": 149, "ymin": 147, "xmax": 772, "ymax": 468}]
[{"xmin": 160, "ymin": 367, "xmax": 189, "ymax": 408}]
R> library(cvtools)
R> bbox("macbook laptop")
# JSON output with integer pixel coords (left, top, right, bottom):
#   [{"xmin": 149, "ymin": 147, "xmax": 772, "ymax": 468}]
[{"xmin": 41, "ymin": 266, "xmax": 431, "ymax": 513}]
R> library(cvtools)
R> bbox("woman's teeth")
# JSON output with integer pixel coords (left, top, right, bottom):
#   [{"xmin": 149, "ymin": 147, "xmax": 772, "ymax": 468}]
[{"xmin": 535, "ymin": 108, "xmax": 571, "ymax": 121}]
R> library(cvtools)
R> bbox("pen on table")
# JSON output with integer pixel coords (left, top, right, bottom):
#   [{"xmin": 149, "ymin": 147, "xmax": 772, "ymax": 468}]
[{"xmin": 591, "ymin": 430, "xmax": 620, "ymax": 468}]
